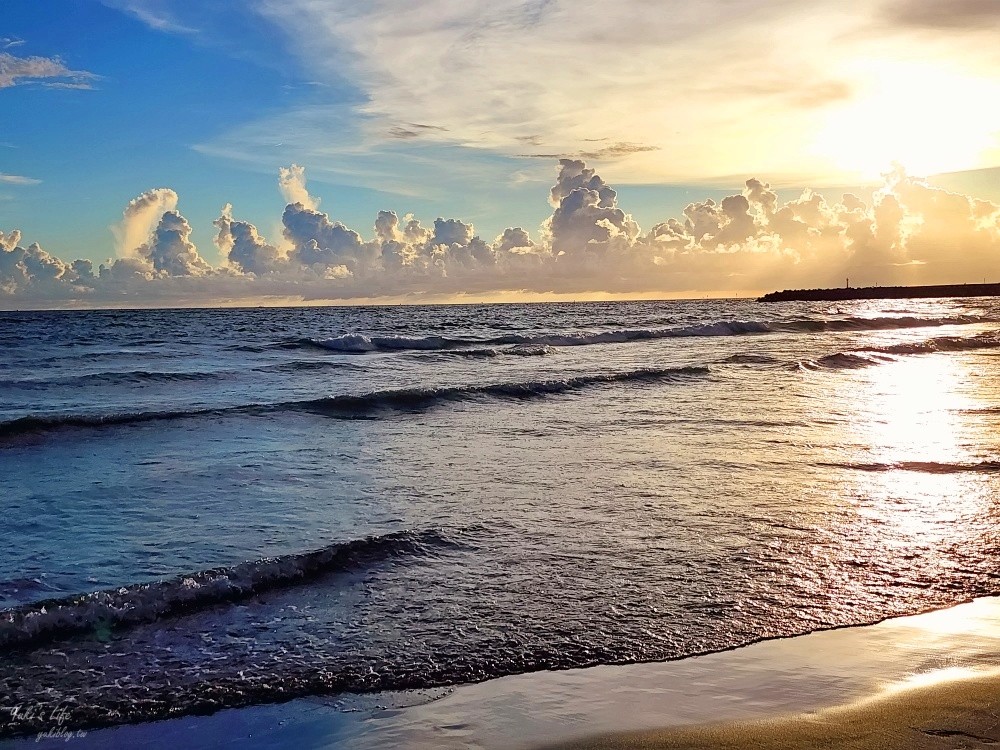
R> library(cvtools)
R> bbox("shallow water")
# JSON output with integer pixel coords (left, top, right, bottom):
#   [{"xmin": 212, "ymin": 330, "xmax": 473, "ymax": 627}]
[{"xmin": 3, "ymin": 298, "xmax": 1000, "ymax": 736}]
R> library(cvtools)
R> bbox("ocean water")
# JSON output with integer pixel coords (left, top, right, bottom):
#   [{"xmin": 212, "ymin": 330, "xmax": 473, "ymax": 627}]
[{"xmin": 2, "ymin": 298, "xmax": 1000, "ymax": 737}]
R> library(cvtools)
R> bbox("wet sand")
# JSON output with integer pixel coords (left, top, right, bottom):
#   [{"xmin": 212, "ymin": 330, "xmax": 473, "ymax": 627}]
[{"xmin": 547, "ymin": 669, "xmax": 1000, "ymax": 749}]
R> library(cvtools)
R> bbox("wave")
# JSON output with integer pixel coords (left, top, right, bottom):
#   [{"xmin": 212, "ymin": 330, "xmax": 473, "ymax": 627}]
[
  {"xmin": 28, "ymin": 348, "xmax": 180, "ymax": 366},
  {"xmin": 255, "ymin": 360, "xmax": 361, "ymax": 374},
  {"xmin": 444, "ymin": 344, "xmax": 558, "ymax": 358},
  {"xmin": 3, "ymin": 370, "xmax": 224, "ymax": 389},
  {"xmin": 297, "ymin": 366, "xmax": 710, "ymax": 417},
  {"xmin": 799, "ymin": 352, "xmax": 897, "ymax": 370},
  {"xmin": 777, "ymin": 314, "xmax": 988, "ymax": 333},
  {"xmin": 0, "ymin": 407, "xmax": 227, "ymax": 440},
  {"xmin": 0, "ymin": 366, "xmax": 709, "ymax": 441},
  {"xmin": 290, "ymin": 336, "xmax": 560, "ymax": 357},
  {"xmin": 862, "ymin": 331, "xmax": 1000, "ymax": 356},
  {"xmin": 719, "ymin": 353, "xmax": 781, "ymax": 365},
  {"xmin": 295, "ymin": 334, "xmax": 462, "ymax": 353},
  {"xmin": 799, "ymin": 331, "xmax": 1000, "ymax": 370},
  {"xmin": 0, "ymin": 577, "xmax": 60, "ymax": 601},
  {"xmin": 0, "ymin": 529, "xmax": 460, "ymax": 650},
  {"xmin": 288, "ymin": 315, "xmax": 991, "ymax": 355},
  {"xmin": 823, "ymin": 460, "xmax": 1000, "ymax": 474}
]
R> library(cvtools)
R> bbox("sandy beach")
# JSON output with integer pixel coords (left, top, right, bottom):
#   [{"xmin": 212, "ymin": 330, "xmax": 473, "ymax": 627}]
[{"xmin": 548, "ymin": 670, "xmax": 1000, "ymax": 749}]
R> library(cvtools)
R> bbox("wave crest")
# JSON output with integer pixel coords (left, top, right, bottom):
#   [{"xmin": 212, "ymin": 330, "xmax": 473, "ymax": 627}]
[
  {"xmin": 299, "ymin": 366, "xmax": 710, "ymax": 416},
  {"xmin": 799, "ymin": 331, "xmax": 1000, "ymax": 370},
  {"xmin": 0, "ymin": 366, "xmax": 709, "ymax": 441},
  {"xmin": 0, "ymin": 529, "xmax": 460, "ymax": 650},
  {"xmin": 288, "ymin": 315, "xmax": 991, "ymax": 355}
]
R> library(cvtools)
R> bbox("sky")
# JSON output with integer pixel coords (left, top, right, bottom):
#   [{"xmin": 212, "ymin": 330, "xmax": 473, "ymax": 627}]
[{"xmin": 2, "ymin": 0, "xmax": 1000, "ymax": 307}]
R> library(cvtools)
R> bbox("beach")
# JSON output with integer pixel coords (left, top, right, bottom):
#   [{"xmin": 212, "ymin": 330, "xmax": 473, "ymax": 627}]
[
  {"xmin": 552, "ymin": 676, "xmax": 1000, "ymax": 749},
  {"xmin": 6, "ymin": 0, "xmax": 1000, "ymax": 745},
  {"xmin": 3, "ymin": 299, "xmax": 1000, "ymax": 743},
  {"xmin": 7, "ymin": 596, "xmax": 1000, "ymax": 749}
]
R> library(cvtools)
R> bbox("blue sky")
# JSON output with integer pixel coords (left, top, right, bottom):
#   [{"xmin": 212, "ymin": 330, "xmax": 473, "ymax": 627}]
[
  {"xmin": 2, "ymin": 0, "xmax": 748, "ymax": 266},
  {"xmin": 3, "ymin": 0, "xmax": 340, "ymax": 262},
  {"xmin": 2, "ymin": 0, "xmax": 999, "ymax": 306}
]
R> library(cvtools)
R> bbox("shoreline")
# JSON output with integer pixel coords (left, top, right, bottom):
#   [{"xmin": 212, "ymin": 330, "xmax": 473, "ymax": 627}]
[
  {"xmin": 8, "ymin": 597, "xmax": 1000, "ymax": 749},
  {"xmin": 759, "ymin": 282, "xmax": 1000, "ymax": 302},
  {"xmin": 548, "ymin": 668, "xmax": 1000, "ymax": 749}
]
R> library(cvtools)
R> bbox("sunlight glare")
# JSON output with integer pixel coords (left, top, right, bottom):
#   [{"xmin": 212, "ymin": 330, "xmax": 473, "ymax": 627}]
[{"xmin": 811, "ymin": 60, "xmax": 1000, "ymax": 180}]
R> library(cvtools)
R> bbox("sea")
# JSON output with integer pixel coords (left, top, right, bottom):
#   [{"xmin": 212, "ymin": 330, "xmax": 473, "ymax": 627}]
[{"xmin": 2, "ymin": 297, "xmax": 1000, "ymax": 738}]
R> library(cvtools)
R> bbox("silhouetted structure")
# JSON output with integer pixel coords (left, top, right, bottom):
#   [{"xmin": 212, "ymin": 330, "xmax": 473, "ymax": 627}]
[{"xmin": 759, "ymin": 283, "xmax": 1000, "ymax": 302}]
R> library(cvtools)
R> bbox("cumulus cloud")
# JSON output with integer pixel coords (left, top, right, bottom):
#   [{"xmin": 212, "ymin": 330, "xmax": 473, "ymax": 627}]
[
  {"xmin": 0, "ymin": 230, "xmax": 22, "ymax": 252},
  {"xmin": 135, "ymin": 210, "xmax": 212, "ymax": 276},
  {"xmin": 278, "ymin": 164, "xmax": 319, "ymax": 210},
  {"xmin": 0, "ymin": 52, "xmax": 96, "ymax": 89},
  {"xmin": 112, "ymin": 188, "xmax": 179, "ymax": 258},
  {"xmin": 213, "ymin": 203, "xmax": 282, "ymax": 276},
  {"xmin": 4, "ymin": 160, "xmax": 1000, "ymax": 306},
  {"xmin": 543, "ymin": 159, "xmax": 640, "ymax": 265},
  {"xmin": 0, "ymin": 231, "xmax": 80, "ymax": 298}
]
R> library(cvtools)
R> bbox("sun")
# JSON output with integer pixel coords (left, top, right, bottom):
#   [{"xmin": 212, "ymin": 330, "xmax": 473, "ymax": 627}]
[{"xmin": 810, "ymin": 60, "xmax": 1000, "ymax": 181}]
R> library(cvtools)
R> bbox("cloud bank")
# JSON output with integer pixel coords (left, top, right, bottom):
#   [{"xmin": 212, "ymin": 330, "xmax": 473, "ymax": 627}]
[{"xmin": 3, "ymin": 161, "xmax": 1000, "ymax": 307}]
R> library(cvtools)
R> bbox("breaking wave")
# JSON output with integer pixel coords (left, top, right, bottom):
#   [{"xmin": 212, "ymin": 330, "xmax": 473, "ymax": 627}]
[
  {"xmin": 799, "ymin": 352, "xmax": 897, "ymax": 370},
  {"xmin": 862, "ymin": 331, "xmax": 1000, "ymax": 356},
  {"xmin": 444, "ymin": 344, "xmax": 559, "ymax": 358},
  {"xmin": 0, "ymin": 529, "xmax": 461, "ymax": 650},
  {"xmin": 297, "ymin": 366, "xmax": 709, "ymax": 417},
  {"xmin": 289, "ymin": 315, "xmax": 991, "ymax": 355},
  {"xmin": 798, "ymin": 331, "xmax": 1000, "ymax": 370}
]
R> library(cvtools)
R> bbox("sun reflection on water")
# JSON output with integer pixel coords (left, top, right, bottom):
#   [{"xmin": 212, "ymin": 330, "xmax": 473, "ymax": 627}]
[{"xmin": 834, "ymin": 352, "xmax": 993, "ymax": 548}]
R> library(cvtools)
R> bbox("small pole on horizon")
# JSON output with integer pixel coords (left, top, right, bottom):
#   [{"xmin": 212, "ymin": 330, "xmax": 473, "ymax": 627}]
[{"xmin": 846, "ymin": 277, "xmax": 850, "ymax": 289}]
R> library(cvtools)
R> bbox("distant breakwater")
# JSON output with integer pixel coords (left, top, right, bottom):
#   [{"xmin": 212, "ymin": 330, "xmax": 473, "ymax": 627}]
[{"xmin": 759, "ymin": 283, "xmax": 1000, "ymax": 302}]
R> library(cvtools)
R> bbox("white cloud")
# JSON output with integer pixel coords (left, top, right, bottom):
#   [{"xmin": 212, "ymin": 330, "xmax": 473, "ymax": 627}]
[
  {"xmin": 135, "ymin": 210, "xmax": 212, "ymax": 276},
  {"xmin": 42, "ymin": 81, "xmax": 96, "ymax": 90},
  {"xmin": 0, "ymin": 52, "xmax": 96, "ymax": 89},
  {"xmin": 112, "ymin": 188, "xmax": 179, "ymax": 258},
  {"xmin": 4, "ymin": 160, "xmax": 1000, "ymax": 306},
  {"xmin": 213, "ymin": 203, "xmax": 282, "ymax": 275},
  {"xmin": 0, "ymin": 173, "xmax": 41, "ymax": 186},
  {"xmin": 278, "ymin": 164, "xmax": 319, "ymax": 210},
  {"xmin": 100, "ymin": 1, "xmax": 198, "ymax": 34}
]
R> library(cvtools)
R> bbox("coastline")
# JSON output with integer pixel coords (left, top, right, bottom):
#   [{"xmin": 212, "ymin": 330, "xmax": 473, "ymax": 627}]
[
  {"xmin": 8, "ymin": 597, "xmax": 1000, "ymax": 749},
  {"xmin": 759, "ymin": 282, "xmax": 1000, "ymax": 301}
]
